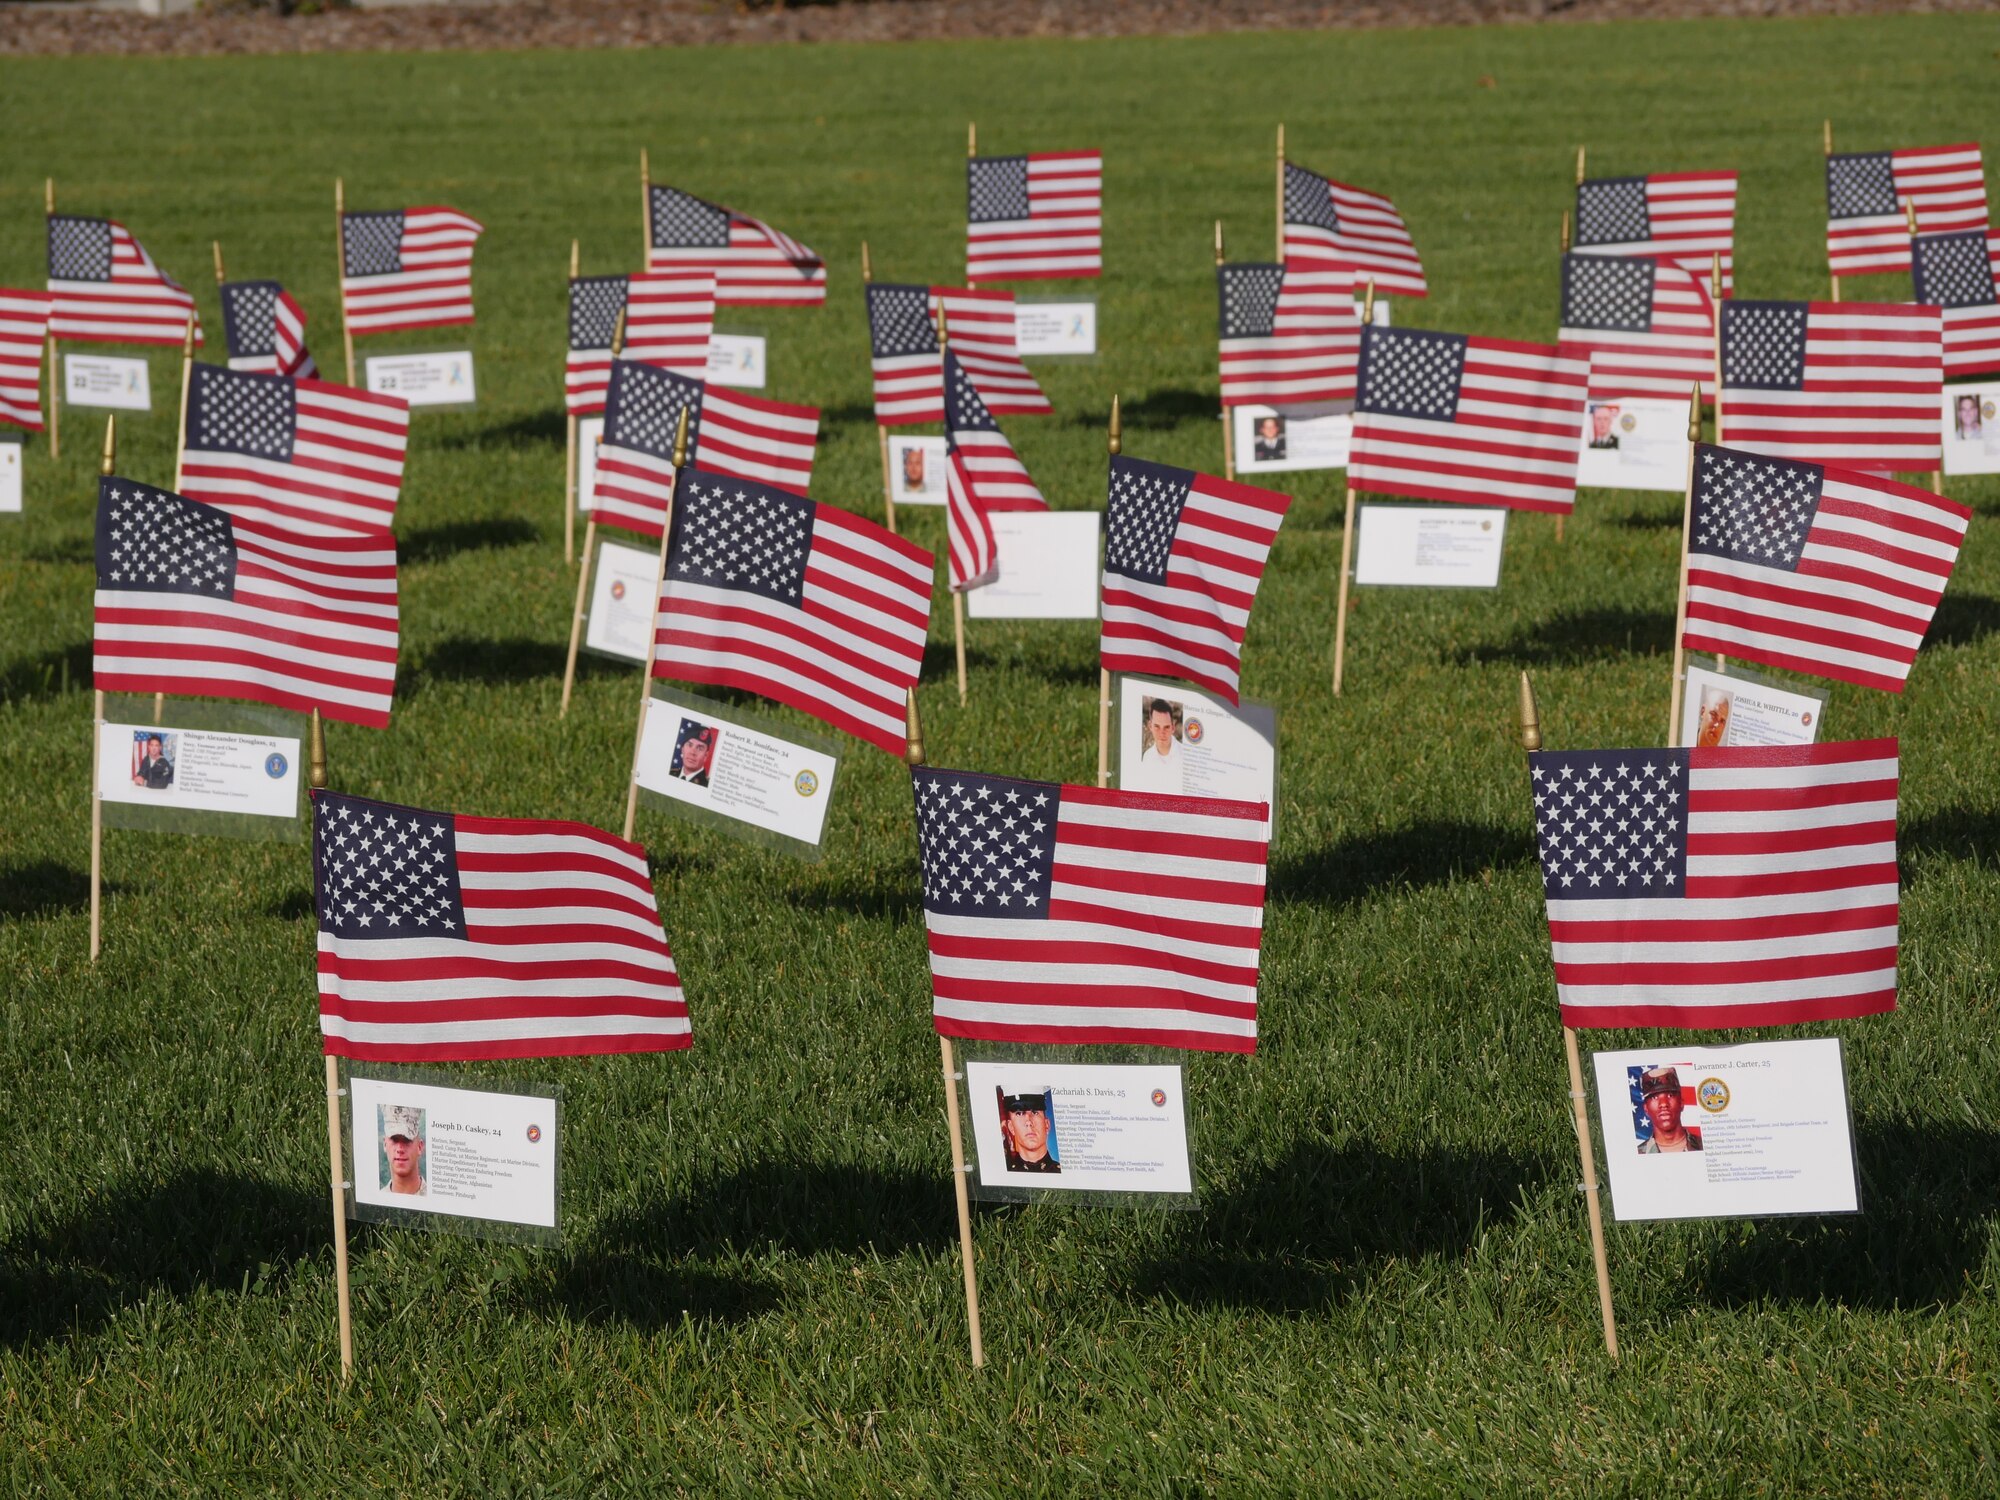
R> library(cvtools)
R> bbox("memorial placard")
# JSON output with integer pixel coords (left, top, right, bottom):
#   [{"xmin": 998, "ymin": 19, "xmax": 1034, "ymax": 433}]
[
  {"xmin": 1679, "ymin": 663, "xmax": 1824, "ymax": 750},
  {"xmin": 582, "ymin": 537, "xmax": 661, "ymax": 663},
  {"xmin": 1231, "ymin": 402, "xmax": 1352, "ymax": 474},
  {"xmin": 1015, "ymin": 299, "xmax": 1097, "ymax": 357},
  {"xmin": 1593, "ymin": 1040, "xmax": 1860, "ymax": 1222},
  {"xmin": 887, "ymin": 435, "xmax": 948, "ymax": 508},
  {"xmin": 364, "ymin": 350, "xmax": 476, "ymax": 408},
  {"xmin": 707, "ymin": 332, "xmax": 768, "ymax": 390},
  {"xmin": 963, "ymin": 1060, "xmax": 1194, "ymax": 1200},
  {"xmin": 634, "ymin": 691, "xmax": 840, "ymax": 853},
  {"xmin": 1116, "ymin": 676, "xmax": 1276, "ymax": 840},
  {"xmin": 1353, "ymin": 504, "xmax": 1506, "ymax": 588},
  {"xmin": 965, "ymin": 511, "xmax": 1101, "ymax": 620},
  {"xmin": 1941, "ymin": 382, "xmax": 2000, "ymax": 477},
  {"xmin": 1576, "ymin": 395, "xmax": 1691, "ymax": 493},
  {"xmin": 65, "ymin": 353, "xmax": 151, "ymax": 411},
  {"xmin": 349, "ymin": 1070, "xmax": 561, "ymax": 1239}
]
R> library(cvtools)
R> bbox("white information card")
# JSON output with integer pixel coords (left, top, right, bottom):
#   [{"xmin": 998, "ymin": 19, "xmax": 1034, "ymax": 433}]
[
  {"xmin": 707, "ymin": 333, "xmax": 768, "ymax": 389},
  {"xmin": 965, "ymin": 511, "xmax": 1101, "ymax": 620},
  {"xmin": 1353, "ymin": 504, "xmax": 1506, "ymax": 588},
  {"xmin": 1232, "ymin": 402, "xmax": 1353, "ymax": 474},
  {"xmin": 96, "ymin": 718, "xmax": 301, "ymax": 821},
  {"xmin": 1015, "ymin": 300, "xmax": 1097, "ymax": 357},
  {"xmin": 576, "ymin": 415, "xmax": 605, "ymax": 511},
  {"xmin": 1576, "ymin": 395, "xmax": 1691, "ymax": 493},
  {"xmin": 964, "ymin": 1060, "xmax": 1193, "ymax": 1197},
  {"xmin": 1679, "ymin": 664, "xmax": 1824, "ymax": 749},
  {"xmin": 583, "ymin": 537, "xmax": 660, "ymax": 663},
  {"xmin": 0, "ymin": 440, "xmax": 20, "ymax": 514},
  {"xmin": 364, "ymin": 350, "xmax": 475, "ymax": 407},
  {"xmin": 1117, "ymin": 676, "xmax": 1276, "ymax": 841},
  {"xmin": 1593, "ymin": 1040, "xmax": 1860, "ymax": 1222},
  {"xmin": 350, "ymin": 1073, "xmax": 559, "ymax": 1231},
  {"xmin": 1941, "ymin": 382, "xmax": 2000, "ymax": 477},
  {"xmin": 634, "ymin": 695, "xmax": 838, "ymax": 848},
  {"xmin": 65, "ymin": 353, "xmax": 151, "ymax": 411},
  {"xmin": 886, "ymin": 435, "xmax": 948, "ymax": 508}
]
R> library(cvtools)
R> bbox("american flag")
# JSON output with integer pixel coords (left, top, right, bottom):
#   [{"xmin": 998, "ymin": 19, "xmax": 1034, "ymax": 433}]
[
  {"xmin": 219, "ymin": 280, "xmax": 316, "ymax": 379},
  {"xmin": 1556, "ymin": 252, "xmax": 1716, "ymax": 400},
  {"xmin": 1282, "ymin": 162, "xmax": 1427, "ymax": 298},
  {"xmin": 1099, "ymin": 455, "xmax": 1290, "ymax": 705},
  {"xmin": 944, "ymin": 350, "xmax": 1044, "ymax": 591},
  {"xmin": 1574, "ymin": 172, "xmax": 1738, "ymax": 295},
  {"xmin": 591, "ymin": 361, "xmax": 819, "ymax": 540},
  {"xmin": 1217, "ymin": 260, "xmax": 1359, "ymax": 406},
  {"xmin": 1912, "ymin": 231, "xmax": 2000, "ymax": 379},
  {"xmin": 966, "ymin": 150, "xmax": 1103, "ymax": 282},
  {"xmin": 653, "ymin": 467, "xmax": 934, "ymax": 757},
  {"xmin": 1827, "ymin": 144, "xmax": 1989, "ymax": 277},
  {"xmin": 564, "ymin": 271, "xmax": 717, "ymax": 415},
  {"xmin": 944, "ymin": 446, "xmax": 997, "ymax": 594},
  {"xmin": 1350, "ymin": 327, "xmax": 1587, "ymax": 514},
  {"xmin": 0, "ymin": 290, "xmax": 52, "ymax": 432},
  {"xmin": 647, "ymin": 183, "xmax": 826, "ymax": 306},
  {"xmin": 178, "ymin": 364, "xmax": 411, "ymax": 539},
  {"xmin": 1719, "ymin": 300, "xmax": 1943, "ymax": 473},
  {"xmin": 313, "ymin": 791, "xmax": 689, "ymax": 1061},
  {"xmin": 863, "ymin": 284, "xmax": 1052, "ymax": 424},
  {"xmin": 1530, "ymin": 738, "xmax": 1899, "ymax": 1030},
  {"xmin": 912, "ymin": 768, "xmax": 1270, "ymax": 1054},
  {"xmin": 46, "ymin": 215, "xmax": 201, "ymax": 346},
  {"xmin": 93, "ymin": 476, "xmax": 399, "ymax": 728},
  {"xmin": 1680, "ymin": 443, "xmax": 1968, "ymax": 693},
  {"xmin": 340, "ymin": 207, "xmax": 484, "ymax": 336}
]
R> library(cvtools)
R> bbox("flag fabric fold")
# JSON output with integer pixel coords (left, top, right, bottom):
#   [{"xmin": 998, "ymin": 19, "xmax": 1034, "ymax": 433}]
[
  {"xmin": 1911, "ymin": 231, "xmax": 2000, "ymax": 379},
  {"xmin": 1679, "ymin": 442, "xmax": 1968, "ymax": 693},
  {"xmin": 179, "ymin": 364, "xmax": 411, "ymax": 538},
  {"xmin": 1099, "ymin": 454, "xmax": 1290, "ymax": 705},
  {"xmin": 966, "ymin": 150, "xmax": 1103, "ymax": 282},
  {"xmin": 565, "ymin": 271, "xmax": 717, "ymax": 415},
  {"xmin": 1556, "ymin": 252, "xmax": 1716, "ymax": 400},
  {"xmin": 0, "ymin": 290, "xmax": 53, "ymax": 431},
  {"xmin": 943, "ymin": 350, "xmax": 1045, "ymax": 591},
  {"xmin": 1217, "ymin": 260, "xmax": 1360, "ymax": 407},
  {"xmin": 46, "ymin": 215, "xmax": 201, "ymax": 346},
  {"xmin": 1530, "ymin": 739, "xmax": 1900, "ymax": 1029},
  {"xmin": 647, "ymin": 183, "xmax": 826, "ymax": 306},
  {"xmin": 1826, "ymin": 144, "xmax": 1989, "ymax": 278},
  {"xmin": 912, "ymin": 767, "xmax": 1271, "ymax": 1054},
  {"xmin": 220, "ymin": 280, "xmax": 316, "ymax": 379},
  {"xmin": 864, "ymin": 283, "xmax": 1052, "ymax": 423},
  {"xmin": 1281, "ymin": 162, "xmax": 1427, "ymax": 298},
  {"xmin": 313, "ymin": 790, "xmax": 690, "ymax": 1061},
  {"xmin": 93, "ymin": 475, "xmax": 399, "ymax": 728},
  {"xmin": 340, "ymin": 206, "xmax": 484, "ymax": 336},
  {"xmin": 1573, "ymin": 171, "xmax": 1738, "ymax": 294}
]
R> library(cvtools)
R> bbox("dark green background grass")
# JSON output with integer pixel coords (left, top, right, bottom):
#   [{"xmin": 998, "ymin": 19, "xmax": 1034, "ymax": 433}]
[{"xmin": 5, "ymin": 15, "xmax": 2000, "ymax": 1493}]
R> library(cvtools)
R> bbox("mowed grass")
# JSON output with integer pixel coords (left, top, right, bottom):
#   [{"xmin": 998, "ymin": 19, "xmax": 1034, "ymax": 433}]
[{"xmin": 4, "ymin": 16, "xmax": 2000, "ymax": 1493}]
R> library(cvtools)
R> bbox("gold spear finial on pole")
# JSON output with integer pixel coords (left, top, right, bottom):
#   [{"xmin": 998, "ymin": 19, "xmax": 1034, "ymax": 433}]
[
  {"xmin": 671, "ymin": 405, "xmax": 691, "ymax": 470},
  {"xmin": 1108, "ymin": 393, "xmax": 1122, "ymax": 458},
  {"xmin": 1904, "ymin": 197, "xmax": 1921, "ymax": 237},
  {"xmin": 1823, "ymin": 119, "xmax": 1833, "ymax": 157},
  {"xmin": 100, "ymin": 414, "xmax": 117, "ymax": 476},
  {"xmin": 861, "ymin": 239, "xmax": 872, "ymax": 283},
  {"xmin": 1518, "ymin": 672, "xmax": 1541, "ymax": 753},
  {"xmin": 1576, "ymin": 145, "xmax": 1587, "ymax": 185},
  {"xmin": 1560, "ymin": 212, "xmax": 1571, "ymax": 255},
  {"xmin": 1687, "ymin": 380, "xmax": 1702, "ymax": 445},
  {"xmin": 212, "ymin": 241, "xmax": 226, "ymax": 285},
  {"xmin": 1215, "ymin": 220, "xmax": 1225, "ymax": 266},
  {"xmin": 1362, "ymin": 277, "xmax": 1376, "ymax": 327},
  {"xmin": 968, "ymin": 122, "xmax": 977, "ymax": 158},
  {"xmin": 1710, "ymin": 251, "xmax": 1723, "ymax": 302},
  {"xmin": 611, "ymin": 307, "xmax": 627, "ymax": 357}
]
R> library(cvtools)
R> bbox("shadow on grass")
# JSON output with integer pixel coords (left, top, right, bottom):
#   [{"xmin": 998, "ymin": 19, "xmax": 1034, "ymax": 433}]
[
  {"xmin": 400, "ymin": 516, "xmax": 541, "ymax": 566},
  {"xmin": 820, "ymin": 403, "xmax": 877, "ymax": 428},
  {"xmin": 431, "ymin": 410, "xmax": 567, "ymax": 451},
  {"xmin": 0, "ymin": 860, "xmax": 111, "ymax": 919},
  {"xmin": 1449, "ymin": 606, "xmax": 1672, "ymax": 667},
  {"xmin": 524, "ymin": 1252, "xmax": 776, "ymax": 1330},
  {"xmin": 264, "ymin": 888, "xmax": 316, "ymax": 921},
  {"xmin": 1272, "ymin": 822, "xmax": 1530, "ymax": 908},
  {"xmin": 1684, "ymin": 1119, "xmax": 2000, "ymax": 1311},
  {"xmin": 0, "ymin": 1169, "xmax": 323, "ymax": 1348},
  {"xmin": 1926, "ymin": 591, "xmax": 2000, "ymax": 650},
  {"xmin": 919, "ymin": 639, "xmax": 1096, "ymax": 688},
  {"xmin": 791, "ymin": 874, "xmax": 919, "ymax": 923},
  {"xmin": 25, "ymin": 536, "xmax": 94, "ymax": 565},
  {"xmin": 1902, "ymin": 806, "xmax": 2000, "ymax": 871},
  {"xmin": 1068, "ymin": 387, "xmax": 1216, "ymax": 432},
  {"xmin": 406, "ymin": 635, "xmax": 622, "ymax": 692},
  {"xmin": 0, "ymin": 640, "xmax": 92, "ymax": 704},
  {"xmin": 1130, "ymin": 1141, "xmax": 1544, "ymax": 1313}
]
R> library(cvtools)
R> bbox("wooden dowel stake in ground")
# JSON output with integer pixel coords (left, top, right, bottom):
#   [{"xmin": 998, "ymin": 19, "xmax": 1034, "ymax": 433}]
[
  {"xmin": 1331, "ymin": 279, "xmax": 1375, "ymax": 696},
  {"xmin": 1097, "ymin": 395, "xmax": 1122, "ymax": 787},
  {"xmin": 621, "ymin": 406, "xmax": 693, "ymax": 841},
  {"xmin": 561, "ymin": 309, "xmax": 629, "ymax": 718},
  {"xmin": 1664, "ymin": 383, "xmax": 1704, "ymax": 746}
]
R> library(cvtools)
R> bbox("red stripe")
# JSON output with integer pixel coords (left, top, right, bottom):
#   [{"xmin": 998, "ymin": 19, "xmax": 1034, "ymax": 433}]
[
  {"xmin": 323, "ymin": 1032, "xmax": 689, "ymax": 1060},
  {"xmin": 1555, "ymin": 944, "xmax": 1894, "ymax": 987},
  {"xmin": 1559, "ymin": 990, "xmax": 1895, "ymax": 1029},
  {"xmin": 932, "ymin": 1014, "xmax": 1251, "ymax": 1054}
]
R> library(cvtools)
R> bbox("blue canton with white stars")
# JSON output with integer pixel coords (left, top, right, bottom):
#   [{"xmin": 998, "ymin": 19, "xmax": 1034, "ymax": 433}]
[
  {"xmin": 1529, "ymin": 749, "xmax": 1690, "ymax": 901},
  {"xmin": 1913, "ymin": 232, "xmax": 1998, "ymax": 310},
  {"xmin": 649, "ymin": 186, "xmax": 732, "ymax": 249},
  {"xmin": 190, "ymin": 365, "xmax": 297, "ymax": 462},
  {"xmin": 911, "ymin": 770, "xmax": 1058, "ymax": 920},
  {"xmin": 1721, "ymin": 302, "xmax": 1809, "ymax": 390},
  {"xmin": 945, "ymin": 352, "xmax": 998, "ymax": 434},
  {"xmin": 48, "ymin": 216, "xmax": 112, "ymax": 281},
  {"xmin": 1560, "ymin": 254, "xmax": 1655, "ymax": 333},
  {"xmin": 967, "ymin": 158, "xmax": 1030, "ymax": 223},
  {"xmin": 95, "ymin": 478, "xmax": 237, "ymax": 598},
  {"xmin": 1826, "ymin": 153, "xmax": 1898, "ymax": 219},
  {"xmin": 1690, "ymin": 444, "xmax": 1822, "ymax": 572},
  {"xmin": 341, "ymin": 212, "xmax": 405, "ymax": 278},
  {"xmin": 221, "ymin": 281, "xmax": 281, "ymax": 358},
  {"xmin": 868, "ymin": 284, "xmax": 937, "ymax": 359},
  {"xmin": 1104, "ymin": 456, "xmax": 1191, "ymax": 585},
  {"xmin": 1282, "ymin": 164, "xmax": 1340, "ymax": 233},
  {"xmin": 1356, "ymin": 327, "xmax": 1467, "ymax": 421},
  {"xmin": 1574, "ymin": 177, "xmax": 1651, "ymax": 245},
  {"xmin": 313, "ymin": 792, "xmax": 467, "ymax": 940},
  {"xmin": 604, "ymin": 360, "xmax": 702, "ymax": 461},
  {"xmin": 569, "ymin": 276, "xmax": 630, "ymax": 350},
  {"xmin": 665, "ymin": 469, "xmax": 814, "ymax": 606},
  {"xmin": 1218, "ymin": 264, "xmax": 1284, "ymax": 339}
]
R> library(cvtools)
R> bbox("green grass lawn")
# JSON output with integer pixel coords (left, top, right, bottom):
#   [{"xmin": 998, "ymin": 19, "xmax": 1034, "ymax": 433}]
[{"xmin": 5, "ymin": 15, "xmax": 2000, "ymax": 1493}]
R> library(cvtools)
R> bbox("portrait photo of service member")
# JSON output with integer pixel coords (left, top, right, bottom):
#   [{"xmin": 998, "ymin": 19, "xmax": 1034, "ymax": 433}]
[
  {"xmin": 1956, "ymin": 393, "xmax": 1984, "ymax": 441},
  {"xmin": 1588, "ymin": 402, "xmax": 1621, "ymax": 450},
  {"xmin": 1633, "ymin": 1066, "xmax": 1701, "ymax": 1155},
  {"xmin": 1253, "ymin": 415, "xmax": 1287, "ymax": 462},
  {"xmin": 997, "ymin": 1088, "xmax": 1061, "ymax": 1174},
  {"xmin": 901, "ymin": 442, "xmax": 931, "ymax": 495},
  {"xmin": 131, "ymin": 731, "xmax": 176, "ymax": 791},
  {"xmin": 380, "ymin": 1104, "xmax": 428, "ymax": 1195},
  {"xmin": 671, "ymin": 720, "xmax": 719, "ymax": 788}
]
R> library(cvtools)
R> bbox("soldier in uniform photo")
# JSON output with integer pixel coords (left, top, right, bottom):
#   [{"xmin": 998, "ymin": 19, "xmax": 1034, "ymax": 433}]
[
  {"xmin": 1588, "ymin": 403, "xmax": 1621, "ymax": 450},
  {"xmin": 132, "ymin": 732, "xmax": 175, "ymax": 791},
  {"xmin": 901, "ymin": 442, "xmax": 930, "ymax": 496},
  {"xmin": 382, "ymin": 1104, "xmax": 428, "ymax": 1195},
  {"xmin": 1637, "ymin": 1067, "xmax": 1701, "ymax": 1154},
  {"xmin": 671, "ymin": 721, "xmax": 718, "ymax": 788},
  {"xmin": 1956, "ymin": 393, "xmax": 1983, "ymax": 441},
  {"xmin": 998, "ymin": 1089, "xmax": 1061, "ymax": 1174}
]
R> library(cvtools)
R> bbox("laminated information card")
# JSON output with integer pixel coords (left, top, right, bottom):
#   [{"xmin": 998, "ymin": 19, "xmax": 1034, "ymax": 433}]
[{"xmin": 964, "ymin": 1059, "xmax": 1193, "ymax": 1200}]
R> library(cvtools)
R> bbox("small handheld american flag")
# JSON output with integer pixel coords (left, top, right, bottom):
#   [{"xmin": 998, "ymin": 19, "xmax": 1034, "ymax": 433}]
[
  {"xmin": 966, "ymin": 150, "xmax": 1103, "ymax": 282},
  {"xmin": 313, "ymin": 790, "xmax": 689, "ymax": 1061},
  {"xmin": 1556, "ymin": 252, "xmax": 1715, "ymax": 401},
  {"xmin": 864, "ymin": 284, "xmax": 1052, "ymax": 424},
  {"xmin": 565, "ymin": 272, "xmax": 717, "ymax": 415},
  {"xmin": 93, "ymin": 476, "xmax": 399, "ymax": 728},
  {"xmin": 1099, "ymin": 454, "xmax": 1290, "ymax": 705},
  {"xmin": 913, "ymin": 767, "xmax": 1270, "ymax": 1054},
  {"xmin": 1530, "ymin": 739, "xmax": 1899, "ymax": 1030},
  {"xmin": 1574, "ymin": 171, "xmax": 1738, "ymax": 294},
  {"xmin": 1217, "ymin": 260, "xmax": 1359, "ymax": 407},
  {"xmin": 1827, "ymin": 144, "xmax": 1988, "ymax": 278},
  {"xmin": 340, "ymin": 207, "xmax": 484, "ymax": 336},
  {"xmin": 219, "ymin": 280, "xmax": 316, "ymax": 379},
  {"xmin": 647, "ymin": 183, "xmax": 826, "ymax": 306},
  {"xmin": 1282, "ymin": 162, "xmax": 1427, "ymax": 298},
  {"xmin": 47, "ymin": 215, "xmax": 201, "ymax": 346},
  {"xmin": 179, "ymin": 364, "xmax": 411, "ymax": 538},
  {"xmin": 1680, "ymin": 443, "xmax": 1968, "ymax": 693},
  {"xmin": 944, "ymin": 350, "xmax": 1044, "ymax": 592},
  {"xmin": 1912, "ymin": 231, "xmax": 2000, "ymax": 379},
  {"xmin": 0, "ymin": 290, "xmax": 53, "ymax": 432}
]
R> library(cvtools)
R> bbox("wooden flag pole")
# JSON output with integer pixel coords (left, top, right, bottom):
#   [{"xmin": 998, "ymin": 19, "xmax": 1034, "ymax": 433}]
[
  {"xmin": 905, "ymin": 689, "xmax": 986, "ymax": 1368},
  {"xmin": 565, "ymin": 240, "xmax": 580, "ymax": 567},
  {"xmin": 213, "ymin": 240, "xmax": 226, "ymax": 286},
  {"xmin": 1332, "ymin": 281, "xmax": 1376, "ymax": 696},
  {"xmin": 1576, "ymin": 144, "xmax": 1587, "ymax": 186},
  {"xmin": 1555, "ymin": 215, "xmax": 1570, "ymax": 544},
  {"xmin": 561, "ymin": 310, "xmax": 627, "ymax": 718},
  {"xmin": 153, "ymin": 312, "xmax": 200, "ymax": 724},
  {"xmin": 622, "ymin": 406, "xmax": 693, "ymax": 841},
  {"xmin": 1903, "ymin": 200, "xmax": 1949, "ymax": 497},
  {"xmin": 89, "ymin": 415, "xmax": 115, "ymax": 963},
  {"xmin": 1097, "ymin": 395, "xmax": 1121, "ymax": 787},
  {"xmin": 861, "ymin": 241, "xmax": 899, "ymax": 536},
  {"xmin": 1274, "ymin": 124, "xmax": 1286, "ymax": 262},
  {"xmin": 1520, "ymin": 671, "xmax": 1620, "ymax": 1362},
  {"xmin": 46, "ymin": 178, "xmax": 60, "ymax": 460},
  {"xmin": 1826, "ymin": 121, "xmax": 1842, "ymax": 303},
  {"xmin": 1664, "ymin": 383, "xmax": 1703, "ymax": 746},
  {"xmin": 1710, "ymin": 253, "xmax": 1726, "ymax": 446},
  {"xmin": 334, "ymin": 179, "xmax": 355, "ymax": 387},
  {"xmin": 639, "ymin": 149, "xmax": 652, "ymax": 264},
  {"xmin": 309, "ymin": 709, "xmax": 356, "ymax": 1382},
  {"xmin": 966, "ymin": 124, "xmax": 979, "ymax": 291},
  {"xmin": 937, "ymin": 304, "xmax": 969, "ymax": 706},
  {"xmin": 1216, "ymin": 220, "xmax": 1235, "ymax": 481}
]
